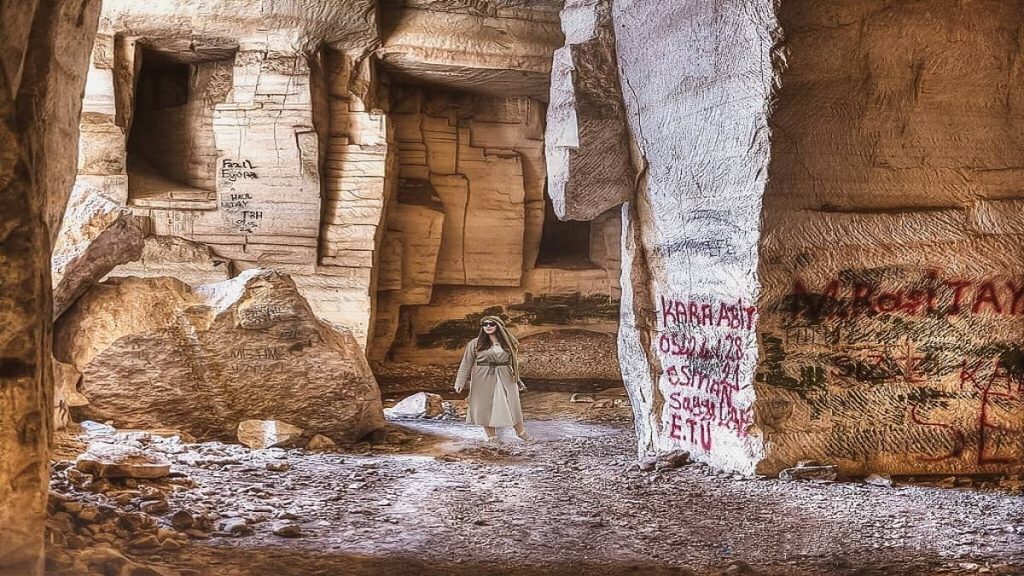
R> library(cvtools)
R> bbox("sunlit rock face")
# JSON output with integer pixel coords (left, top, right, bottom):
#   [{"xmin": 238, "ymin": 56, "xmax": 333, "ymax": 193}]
[
  {"xmin": 756, "ymin": 1, "xmax": 1024, "ymax": 476},
  {"xmin": 607, "ymin": 0, "xmax": 775, "ymax": 474},
  {"xmin": 54, "ymin": 270, "xmax": 385, "ymax": 443},
  {"xmin": 52, "ymin": 182, "xmax": 145, "ymax": 318},
  {"xmin": 545, "ymin": 0, "xmax": 634, "ymax": 221},
  {"xmin": 0, "ymin": 1, "xmax": 101, "ymax": 574},
  {"xmin": 73, "ymin": 0, "xmax": 620, "ymax": 382}
]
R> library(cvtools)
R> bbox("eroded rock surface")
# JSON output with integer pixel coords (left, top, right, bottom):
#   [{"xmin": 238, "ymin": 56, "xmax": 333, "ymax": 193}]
[
  {"xmin": 76, "ymin": 442, "xmax": 172, "ymax": 479},
  {"xmin": 1, "ymin": 1, "xmax": 102, "ymax": 573},
  {"xmin": 43, "ymin": 408, "xmax": 1024, "ymax": 576},
  {"xmin": 107, "ymin": 235, "xmax": 231, "ymax": 285},
  {"xmin": 546, "ymin": 0, "xmax": 635, "ymax": 221},
  {"xmin": 51, "ymin": 182, "xmax": 145, "ymax": 318},
  {"xmin": 54, "ymin": 269, "xmax": 385, "ymax": 443}
]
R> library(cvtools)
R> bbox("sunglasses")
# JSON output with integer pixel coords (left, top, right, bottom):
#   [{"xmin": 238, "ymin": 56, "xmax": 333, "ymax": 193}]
[{"xmin": 480, "ymin": 321, "xmax": 497, "ymax": 327}]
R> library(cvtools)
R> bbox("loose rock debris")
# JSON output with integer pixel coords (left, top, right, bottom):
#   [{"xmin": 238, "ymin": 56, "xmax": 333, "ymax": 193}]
[{"xmin": 44, "ymin": 391, "xmax": 1024, "ymax": 576}]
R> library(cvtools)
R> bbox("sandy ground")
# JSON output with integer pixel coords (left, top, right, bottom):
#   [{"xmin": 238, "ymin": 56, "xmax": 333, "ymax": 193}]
[{"xmin": 46, "ymin": 389, "xmax": 1024, "ymax": 576}]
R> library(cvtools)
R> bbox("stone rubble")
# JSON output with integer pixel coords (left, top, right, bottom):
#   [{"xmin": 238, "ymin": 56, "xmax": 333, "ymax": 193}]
[
  {"xmin": 75, "ymin": 443, "xmax": 172, "ymax": 480},
  {"xmin": 779, "ymin": 463, "xmax": 840, "ymax": 483},
  {"xmin": 41, "ymin": 395, "xmax": 1024, "ymax": 576}
]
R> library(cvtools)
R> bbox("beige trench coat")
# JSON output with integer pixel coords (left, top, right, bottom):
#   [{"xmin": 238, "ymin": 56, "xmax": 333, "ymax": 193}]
[{"xmin": 453, "ymin": 338, "xmax": 524, "ymax": 427}]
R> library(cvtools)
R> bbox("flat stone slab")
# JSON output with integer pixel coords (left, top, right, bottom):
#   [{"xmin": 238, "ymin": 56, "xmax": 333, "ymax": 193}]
[{"xmin": 76, "ymin": 442, "xmax": 171, "ymax": 479}]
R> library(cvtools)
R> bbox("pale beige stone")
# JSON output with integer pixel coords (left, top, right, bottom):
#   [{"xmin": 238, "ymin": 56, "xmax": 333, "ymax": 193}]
[
  {"xmin": 384, "ymin": 392, "xmax": 444, "ymax": 419},
  {"xmin": 305, "ymin": 433, "xmax": 338, "ymax": 451},
  {"xmin": 237, "ymin": 420, "xmax": 304, "ymax": 449},
  {"xmin": 76, "ymin": 442, "xmax": 172, "ymax": 479},
  {"xmin": 51, "ymin": 183, "xmax": 145, "ymax": 318},
  {"xmin": 54, "ymin": 269, "xmax": 386, "ymax": 443},
  {"xmin": 106, "ymin": 235, "xmax": 231, "ymax": 285}
]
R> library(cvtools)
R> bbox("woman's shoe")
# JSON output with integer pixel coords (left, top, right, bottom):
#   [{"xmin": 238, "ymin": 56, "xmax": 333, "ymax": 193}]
[
  {"xmin": 485, "ymin": 436, "xmax": 500, "ymax": 444},
  {"xmin": 516, "ymin": 433, "xmax": 535, "ymax": 443}
]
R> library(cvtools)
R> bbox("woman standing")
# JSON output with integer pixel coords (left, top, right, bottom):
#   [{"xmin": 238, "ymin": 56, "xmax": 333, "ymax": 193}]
[{"xmin": 453, "ymin": 316, "xmax": 533, "ymax": 443}]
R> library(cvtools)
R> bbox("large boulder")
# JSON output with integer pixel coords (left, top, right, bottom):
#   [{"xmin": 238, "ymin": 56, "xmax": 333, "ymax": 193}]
[{"xmin": 54, "ymin": 269, "xmax": 385, "ymax": 443}]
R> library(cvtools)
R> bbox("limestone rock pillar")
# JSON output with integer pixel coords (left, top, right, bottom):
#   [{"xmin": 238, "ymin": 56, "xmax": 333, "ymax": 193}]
[
  {"xmin": 0, "ymin": 1, "xmax": 100, "ymax": 573},
  {"xmin": 609, "ymin": 0, "xmax": 778, "ymax": 473},
  {"xmin": 546, "ymin": 0, "xmax": 635, "ymax": 221}
]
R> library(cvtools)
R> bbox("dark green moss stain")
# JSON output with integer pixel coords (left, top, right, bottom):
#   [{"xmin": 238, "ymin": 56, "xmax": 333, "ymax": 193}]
[
  {"xmin": 507, "ymin": 293, "xmax": 619, "ymax": 325},
  {"xmin": 0, "ymin": 357, "xmax": 35, "ymax": 379},
  {"xmin": 756, "ymin": 335, "xmax": 829, "ymax": 400},
  {"xmin": 416, "ymin": 294, "xmax": 621, "ymax": 350},
  {"xmin": 995, "ymin": 345, "xmax": 1024, "ymax": 378},
  {"xmin": 757, "ymin": 336, "xmax": 832, "ymax": 416},
  {"xmin": 902, "ymin": 387, "xmax": 954, "ymax": 410},
  {"xmin": 417, "ymin": 306, "xmax": 506, "ymax": 350},
  {"xmin": 756, "ymin": 336, "xmax": 795, "ymax": 386}
]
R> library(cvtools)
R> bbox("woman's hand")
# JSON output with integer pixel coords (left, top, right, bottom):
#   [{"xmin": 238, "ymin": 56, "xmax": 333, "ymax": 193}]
[{"xmin": 517, "ymin": 378, "xmax": 527, "ymax": 392}]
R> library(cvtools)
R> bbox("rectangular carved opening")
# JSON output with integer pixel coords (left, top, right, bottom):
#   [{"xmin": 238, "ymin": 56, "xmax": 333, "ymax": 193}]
[{"xmin": 126, "ymin": 47, "xmax": 233, "ymax": 207}]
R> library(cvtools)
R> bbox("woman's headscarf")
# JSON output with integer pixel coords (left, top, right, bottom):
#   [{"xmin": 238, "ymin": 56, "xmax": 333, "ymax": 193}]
[{"xmin": 477, "ymin": 315, "xmax": 520, "ymax": 381}]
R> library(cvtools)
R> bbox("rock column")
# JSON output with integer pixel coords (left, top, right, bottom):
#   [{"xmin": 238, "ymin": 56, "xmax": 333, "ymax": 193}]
[
  {"xmin": 610, "ymin": 0, "xmax": 778, "ymax": 473},
  {"xmin": 0, "ymin": 1, "xmax": 99, "ymax": 573}
]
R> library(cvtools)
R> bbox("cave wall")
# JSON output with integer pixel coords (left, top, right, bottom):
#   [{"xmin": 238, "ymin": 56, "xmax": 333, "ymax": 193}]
[
  {"xmin": 597, "ymin": 0, "xmax": 1024, "ymax": 475},
  {"xmin": 371, "ymin": 85, "xmax": 623, "ymax": 378},
  {"xmin": 379, "ymin": 0, "xmax": 563, "ymax": 99},
  {"xmin": 77, "ymin": 2, "xmax": 388, "ymax": 345},
  {"xmin": 0, "ymin": 0, "xmax": 100, "ymax": 573},
  {"xmin": 756, "ymin": 1, "xmax": 1024, "ymax": 475},
  {"xmin": 72, "ymin": 0, "xmax": 621, "ymax": 378}
]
